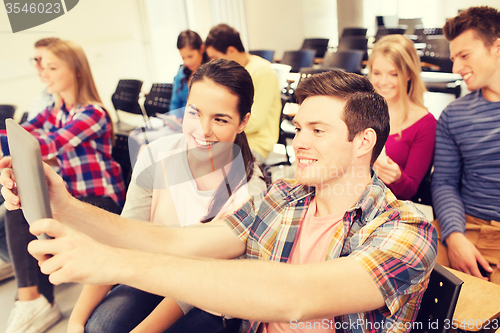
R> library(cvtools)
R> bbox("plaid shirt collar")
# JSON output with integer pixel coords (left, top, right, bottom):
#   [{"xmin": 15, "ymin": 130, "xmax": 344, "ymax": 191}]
[{"xmin": 246, "ymin": 170, "xmax": 388, "ymax": 262}]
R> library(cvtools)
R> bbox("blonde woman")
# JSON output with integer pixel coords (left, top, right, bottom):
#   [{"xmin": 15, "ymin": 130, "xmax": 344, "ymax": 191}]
[
  {"xmin": 2, "ymin": 40, "xmax": 125, "ymax": 333},
  {"xmin": 369, "ymin": 35, "xmax": 437, "ymax": 200}
]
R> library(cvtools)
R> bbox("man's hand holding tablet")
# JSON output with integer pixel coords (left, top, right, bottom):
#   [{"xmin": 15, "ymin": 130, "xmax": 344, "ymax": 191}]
[{"xmin": 3, "ymin": 119, "xmax": 72, "ymax": 239}]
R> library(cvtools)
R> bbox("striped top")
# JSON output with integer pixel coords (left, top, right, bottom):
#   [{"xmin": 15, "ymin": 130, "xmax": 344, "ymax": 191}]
[
  {"xmin": 0, "ymin": 102, "xmax": 125, "ymax": 207},
  {"xmin": 225, "ymin": 174, "xmax": 437, "ymax": 333},
  {"xmin": 431, "ymin": 90, "xmax": 500, "ymax": 242}
]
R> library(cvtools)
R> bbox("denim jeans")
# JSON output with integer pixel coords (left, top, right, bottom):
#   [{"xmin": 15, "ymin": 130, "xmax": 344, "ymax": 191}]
[
  {"xmin": 85, "ymin": 285, "xmax": 164, "ymax": 333},
  {"xmin": 5, "ymin": 196, "xmax": 120, "ymax": 304},
  {"xmin": 85, "ymin": 285, "xmax": 242, "ymax": 333},
  {"xmin": 163, "ymin": 307, "xmax": 242, "ymax": 333}
]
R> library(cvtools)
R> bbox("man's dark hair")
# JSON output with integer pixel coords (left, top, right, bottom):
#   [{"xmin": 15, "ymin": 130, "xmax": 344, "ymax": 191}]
[
  {"xmin": 205, "ymin": 24, "xmax": 245, "ymax": 54},
  {"xmin": 295, "ymin": 70, "xmax": 389, "ymax": 166},
  {"xmin": 443, "ymin": 6, "xmax": 500, "ymax": 46},
  {"xmin": 34, "ymin": 37, "xmax": 60, "ymax": 48}
]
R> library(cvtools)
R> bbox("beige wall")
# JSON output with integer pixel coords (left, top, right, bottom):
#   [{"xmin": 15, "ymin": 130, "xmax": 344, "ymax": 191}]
[
  {"xmin": 1, "ymin": 0, "xmax": 498, "ymax": 119},
  {"xmin": 0, "ymin": 0, "xmax": 149, "ymax": 121},
  {"xmin": 244, "ymin": 0, "xmax": 304, "ymax": 60}
]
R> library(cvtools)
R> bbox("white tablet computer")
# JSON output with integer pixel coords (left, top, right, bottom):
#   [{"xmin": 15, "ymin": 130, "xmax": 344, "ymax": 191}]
[{"xmin": 6, "ymin": 119, "xmax": 52, "ymax": 239}]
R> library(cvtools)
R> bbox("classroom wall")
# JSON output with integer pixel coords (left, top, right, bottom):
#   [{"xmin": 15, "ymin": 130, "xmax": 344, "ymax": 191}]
[
  {"xmin": 244, "ymin": 0, "xmax": 304, "ymax": 60},
  {"xmin": 0, "ymin": 0, "xmax": 149, "ymax": 121},
  {"xmin": 303, "ymin": 0, "xmax": 337, "ymax": 46},
  {"xmin": 1, "ymin": 0, "xmax": 498, "ymax": 121}
]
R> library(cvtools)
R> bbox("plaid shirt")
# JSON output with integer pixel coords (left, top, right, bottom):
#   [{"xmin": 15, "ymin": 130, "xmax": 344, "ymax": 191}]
[
  {"xmin": 225, "ymin": 174, "xmax": 437, "ymax": 333},
  {"xmin": 1, "ymin": 102, "xmax": 125, "ymax": 207}
]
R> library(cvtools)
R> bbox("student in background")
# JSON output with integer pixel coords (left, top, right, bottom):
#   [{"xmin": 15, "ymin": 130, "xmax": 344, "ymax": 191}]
[
  {"xmin": 368, "ymin": 34, "xmax": 437, "ymax": 200},
  {"xmin": 1, "ymin": 40, "xmax": 125, "ymax": 333},
  {"xmin": 432, "ymin": 6, "xmax": 500, "ymax": 283},
  {"xmin": 205, "ymin": 24, "xmax": 281, "ymax": 164},
  {"xmin": 169, "ymin": 30, "xmax": 209, "ymax": 121},
  {"xmin": 68, "ymin": 60, "xmax": 266, "ymax": 333}
]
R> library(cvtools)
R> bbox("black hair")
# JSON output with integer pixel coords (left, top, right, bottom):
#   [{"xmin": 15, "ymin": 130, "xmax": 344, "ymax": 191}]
[{"xmin": 176, "ymin": 30, "xmax": 209, "ymax": 91}]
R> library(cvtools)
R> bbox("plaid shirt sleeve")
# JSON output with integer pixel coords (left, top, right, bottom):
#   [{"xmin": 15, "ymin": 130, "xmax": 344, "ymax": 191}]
[
  {"xmin": 0, "ymin": 107, "xmax": 52, "ymax": 156},
  {"xmin": 224, "ymin": 196, "xmax": 260, "ymax": 243},
  {"xmin": 26, "ymin": 106, "xmax": 109, "ymax": 160},
  {"xmin": 348, "ymin": 202, "xmax": 438, "ymax": 329}
]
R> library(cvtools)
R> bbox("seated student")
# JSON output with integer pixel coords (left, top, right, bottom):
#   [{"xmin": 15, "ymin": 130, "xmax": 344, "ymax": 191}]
[
  {"xmin": 67, "ymin": 59, "xmax": 267, "ymax": 333},
  {"xmin": 369, "ymin": 34, "xmax": 437, "ymax": 200},
  {"xmin": 169, "ymin": 30, "xmax": 209, "ymax": 120},
  {"xmin": 1, "ymin": 40, "xmax": 125, "ymax": 333},
  {"xmin": 432, "ymin": 6, "xmax": 500, "ymax": 283},
  {"xmin": 205, "ymin": 24, "xmax": 281, "ymax": 164},
  {"xmin": 2, "ymin": 70, "xmax": 437, "ymax": 333}
]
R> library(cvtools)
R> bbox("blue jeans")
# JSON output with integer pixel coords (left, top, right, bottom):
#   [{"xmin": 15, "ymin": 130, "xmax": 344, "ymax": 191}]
[
  {"xmin": 164, "ymin": 307, "xmax": 242, "ymax": 333},
  {"xmin": 85, "ymin": 285, "xmax": 242, "ymax": 333},
  {"xmin": 85, "ymin": 285, "xmax": 163, "ymax": 332}
]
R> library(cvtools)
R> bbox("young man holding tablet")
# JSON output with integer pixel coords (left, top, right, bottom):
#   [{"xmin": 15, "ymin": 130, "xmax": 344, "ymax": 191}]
[{"xmin": 2, "ymin": 70, "xmax": 437, "ymax": 332}]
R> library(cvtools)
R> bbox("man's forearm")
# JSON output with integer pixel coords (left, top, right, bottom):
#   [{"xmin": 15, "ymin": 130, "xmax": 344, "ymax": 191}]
[
  {"xmin": 54, "ymin": 197, "xmax": 175, "ymax": 252},
  {"xmin": 115, "ymin": 251, "xmax": 384, "ymax": 323},
  {"xmin": 55, "ymin": 198, "xmax": 245, "ymax": 259}
]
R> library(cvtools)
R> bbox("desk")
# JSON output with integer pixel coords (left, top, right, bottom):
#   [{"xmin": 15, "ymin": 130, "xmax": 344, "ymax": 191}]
[
  {"xmin": 443, "ymin": 267, "xmax": 500, "ymax": 332},
  {"xmin": 420, "ymin": 72, "xmax": 462, "ymax": 83}
]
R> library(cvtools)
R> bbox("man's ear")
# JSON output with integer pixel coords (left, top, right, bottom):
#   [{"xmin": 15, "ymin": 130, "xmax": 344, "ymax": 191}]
[
  {"xmin": 355, "ymin": 128, "xmax": 377, "ymax": 160},
  {"xmin": 226, "ymin": 46, "xmax": 238, "ymax": 56},
  {"xmin": 492, "ymin": 38, "xmax": 500, "ymax": 58}
]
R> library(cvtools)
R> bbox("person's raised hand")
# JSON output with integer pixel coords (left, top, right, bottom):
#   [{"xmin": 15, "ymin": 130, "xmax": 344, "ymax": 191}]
[
  {"xmin": 373, "ymin": 156, "xmax": 402, "ymax": 185},
  {"xmin": 0, "ymin": 157, "xmax": 21, "ymax": 210},
  {"xmin": 0, "ymin": 157, "xmax": 73, "ymax": 216}
]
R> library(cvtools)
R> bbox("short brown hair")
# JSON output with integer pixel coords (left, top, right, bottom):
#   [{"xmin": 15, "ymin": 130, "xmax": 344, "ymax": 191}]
[
  {"xmin": 205, "ymin": 24, "xmax": 245, "ymax": 54},
  {"xmin": 443, "ymin": 6, "xmax": 500, "ymax": 46},
  {"xmin": 295, "ymin": 70, "xmax": 389, "ymax": 166},
  {"xmin": 34, "ymin": 37, "xmax": 60, "ymax": 48}
]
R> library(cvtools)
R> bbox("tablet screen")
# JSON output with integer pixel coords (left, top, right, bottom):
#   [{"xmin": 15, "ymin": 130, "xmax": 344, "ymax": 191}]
[{"xmin": 6, "ymin": 119, "xmax": 52, "ymax": 239}]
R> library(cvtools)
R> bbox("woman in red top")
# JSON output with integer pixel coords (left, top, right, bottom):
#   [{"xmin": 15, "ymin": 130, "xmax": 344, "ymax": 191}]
[{"xmin": 368, "ymin": 35, "xmax": 437, "ymax": 200}]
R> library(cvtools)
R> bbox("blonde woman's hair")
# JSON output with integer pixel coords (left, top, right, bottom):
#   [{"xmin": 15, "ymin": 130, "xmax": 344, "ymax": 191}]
[
  {"xmin": 45, "ymin": 40, "xmax": 114, "ymax": 140},
  {"xmin": 367, "ymin": 35, "xmax": 427, "ymax": 134}
]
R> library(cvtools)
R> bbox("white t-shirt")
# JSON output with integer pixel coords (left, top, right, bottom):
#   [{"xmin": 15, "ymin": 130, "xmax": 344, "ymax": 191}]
[{"xmin": 121, "ymin": 133, "xmax": 266, "ymax": 227}]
